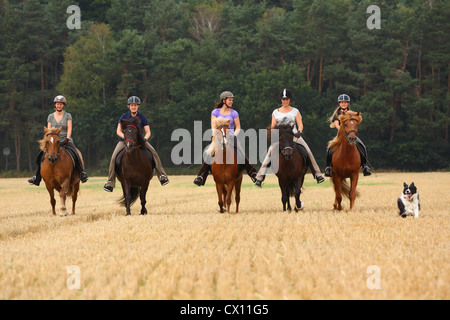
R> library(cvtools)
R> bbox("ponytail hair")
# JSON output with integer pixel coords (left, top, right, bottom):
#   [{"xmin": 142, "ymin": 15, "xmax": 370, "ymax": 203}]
[
  {"xmin": 328, "ymin": 106, "xmax": 341, "ymax": 128},
  {"xmin": 214, "ymin": 101, "xmax": 224, "ymax": 109}
]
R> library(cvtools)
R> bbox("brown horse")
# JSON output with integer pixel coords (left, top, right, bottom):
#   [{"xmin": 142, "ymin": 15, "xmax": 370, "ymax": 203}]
[
  {"xmin": 209, "ymin": 118, "xmax": 244, "ymax": 213},
  {"xmin": 328, "ymin": 111, "xmax": 362, "ymax": 210},
  {"xmin": 39, "ymin": 126, "xmax": 80, "ymax": 216},
  {"xmin": 116, "ymin": 117, "xmax": 153, "ymax": 216},
  {"xmin": 270, "ymin": 123, "xmax": 307, "ymax": 212}
]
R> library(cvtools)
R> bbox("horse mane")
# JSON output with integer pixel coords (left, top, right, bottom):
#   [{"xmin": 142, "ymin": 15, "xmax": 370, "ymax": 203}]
[
  {"xmin": 207, "ymin": 118, "xmax": 231, "ymax": 156},
  {"xmin": 327, "ymin": 111, "xmax": 362, "ymax": 151},
  {"xmin": 267, "ymin": 123, "xmax": 294, "ymax": 144},
  {"xmin": 38, "ymin": 127, "xmax": 61, "ymax": 151}
]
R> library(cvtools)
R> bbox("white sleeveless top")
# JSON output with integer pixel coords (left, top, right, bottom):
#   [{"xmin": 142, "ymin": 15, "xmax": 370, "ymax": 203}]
[{"xmin": 272, "ymin": 107, "xmax": 301, "ymax": 134}]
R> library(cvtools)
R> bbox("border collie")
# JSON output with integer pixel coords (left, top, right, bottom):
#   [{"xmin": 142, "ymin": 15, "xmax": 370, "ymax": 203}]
[{"xmin": 397, "ymin": 182, "xmax": 420, "ymax": 218}]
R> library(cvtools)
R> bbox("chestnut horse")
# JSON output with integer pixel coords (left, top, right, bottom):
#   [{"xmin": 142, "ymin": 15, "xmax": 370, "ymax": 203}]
[
  {"xmin": 39, "ymin": 126, "xmax": 80, "ymax": 216},
  {"xmin": 116, "ymin": 117, "xmax": 153, "ymax": 216},
  {"xmin": 328, "ymin": 111, "xmax": 362, "ymax": 210},
  {"xmin": 209, "ymin": 118, "xmax": 244, "ymax": 213},
  {"xmin": 271, "ymin": 123, "xmax": 307, "ymax": 212}
]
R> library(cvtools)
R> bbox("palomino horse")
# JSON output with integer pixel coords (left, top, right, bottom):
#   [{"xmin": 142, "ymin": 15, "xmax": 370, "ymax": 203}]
[
  {"xmin": 116, "ymin": 116, "xmax": 153, "ymax": 216},
  {"xmin": 328, "ymin": 111, "xmax": 362, "ymax": 210},
  {"xmin": 39, "ymin": 126, "xmax": 80, "ymax": 216},
  {"xmin": 270, "ymin": 123, "xmax": 307, "ymax": 212},
  {"xmin": 209, "ymin": 118, "xmax": 244, "ymax": 213}
]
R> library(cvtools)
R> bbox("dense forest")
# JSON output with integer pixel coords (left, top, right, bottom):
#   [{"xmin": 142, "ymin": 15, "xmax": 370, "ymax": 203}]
[{"xmin": 0, "ymin": 0, "xmax": 448, "ymax": 175}]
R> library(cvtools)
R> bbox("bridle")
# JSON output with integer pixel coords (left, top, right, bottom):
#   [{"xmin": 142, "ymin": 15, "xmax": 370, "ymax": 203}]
[
  {"xmin": 343, "ymin": 118, "xmax": 359, "ymax": 142},
  {"xmin": 45, "ymin": 132, "xmax": 61, "ymax": 160},
  {"xmin": 124, "ymin": 124, "xmax": 141, "ymax": 148},
  {"xmin": 216, "ymin": 125, "xmax": 229, "ymax": 150}
]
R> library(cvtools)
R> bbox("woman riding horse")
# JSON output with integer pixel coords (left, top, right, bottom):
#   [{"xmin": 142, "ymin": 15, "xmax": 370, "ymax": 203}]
[
  {"xmin": 193, "ymin": 91, "xmax": 258, "ymax": 186},
  {"xmin": 28, "ymin": 95, "xmax": 88, "ymax": 186},
  {"xmin": 254, "ymin": 89, "xmax": 325, "ymax": 187},
  {"xmin": 324, "ymin": 94, "xmax": 371, "ymax": 177},
  {"xmin": 104, "ymin": 96, "xmax": 169, "ymax": 192}
]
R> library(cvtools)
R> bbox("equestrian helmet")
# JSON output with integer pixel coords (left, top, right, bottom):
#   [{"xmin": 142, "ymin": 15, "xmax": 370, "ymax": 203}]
[
  {"xmin": 54, "ymin": 95, "xmax": 66, "ymax": 104},
  {"xmin": 338, "ymin": 94, "xmax": 351, "ymax": 103},
  {"xmin": 127, "ymin": 96, "xmax": 141, "ymax": 105},
  {"xmin": 280, "ymin": 88, "xmax": 293, "ymax": 100},
  {"xmin": 220, "ymin": 91, "xmax": 234, "ymax": 101}
]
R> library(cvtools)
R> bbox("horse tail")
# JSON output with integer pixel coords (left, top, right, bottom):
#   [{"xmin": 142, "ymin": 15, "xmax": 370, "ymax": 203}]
[
  {"xmin": 340, "ymin": 179, "xmax": 360, "ymax": 199},
  {"xmin": 118, "ymin": 187, "xmax": 140, "ymax": 207}
]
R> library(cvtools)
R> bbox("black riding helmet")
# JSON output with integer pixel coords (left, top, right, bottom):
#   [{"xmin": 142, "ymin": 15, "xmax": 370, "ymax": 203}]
[
  {"xmin": 280, "ymin": 89, "xmax": 293, "ymax": 100},
  {"xmin": 337, "ymin": 94, "xmax": 350, "ymax": 103}
]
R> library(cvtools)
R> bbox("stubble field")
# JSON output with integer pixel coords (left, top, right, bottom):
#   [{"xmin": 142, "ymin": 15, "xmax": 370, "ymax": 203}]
[{"xmin": 0, "ymin": 172, "xmax": 448, "ymax": 300}]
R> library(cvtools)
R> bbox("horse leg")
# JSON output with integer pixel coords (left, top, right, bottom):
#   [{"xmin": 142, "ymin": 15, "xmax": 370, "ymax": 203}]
[
  {"xmin": 71, "ymin": 182, "xmax": 80, "ymax": 215},
  {"xmin": 234, "ymin": 177, "xmax": 242, "ymax": 213},
  {"xmin": 122, "ymin": 183, "xmax": 132, "ymax": 216},
  {"xmin": 333, "ymin": 177, "xmax": 343, "ymax": 211},
  {"xmin": 59, "ymin": 185, "xmax": 68, "ymax": 216},
  {"xmin": 216, "ymin": 184, "xmax": 225, "ymax": 213},
  {"xmin": 294, "ymin": 182, "xmax": 303, "ymax": 212},
  {"xmin": 140, "ymin": 184, "xmax": 149, "ymax": 215},
  {"xmin": 349, "ymin": 173, "xmax": 359, "ymax": 210},
  {"xmin": 280, "ymin": 184, "xmax": 289, "ymax": 212},
  {"xmin": 222, "ymin": 186, "xmax": 227, "ymax": 212},
  {"xmin": 47, "ymin": 186, "xmax": 56, "ymax": 215},
  {"xmin": 226, "ymin": 181, "xmax": 234, "ymax": 214}
]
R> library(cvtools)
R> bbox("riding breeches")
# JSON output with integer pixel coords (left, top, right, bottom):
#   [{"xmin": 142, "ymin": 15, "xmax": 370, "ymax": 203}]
[{"xmin": 105, "ymin": 141, "xmax": 167, "ymax": 188}]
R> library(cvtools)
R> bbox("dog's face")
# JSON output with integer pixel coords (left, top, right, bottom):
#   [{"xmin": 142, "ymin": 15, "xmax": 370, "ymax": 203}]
[{"xmin": 402, "ymin": 182, "xmax": 417, "ymax": 199}]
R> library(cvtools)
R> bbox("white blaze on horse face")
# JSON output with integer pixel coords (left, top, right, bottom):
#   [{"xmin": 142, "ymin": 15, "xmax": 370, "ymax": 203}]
[{"xmin": 50, "ymin": 137, "xmax": 54, "ymax": 144}]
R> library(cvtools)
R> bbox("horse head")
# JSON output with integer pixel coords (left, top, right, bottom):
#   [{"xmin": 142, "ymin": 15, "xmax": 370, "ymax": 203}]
[
  {"xmin": 40, "ymin": 126, "xmax": 62, "ymax": 164},
  {"xmin": 214, "ymin": 118, "xmax": 231, "ymax": 151},
  {"xmin": 120, "ymin": 117, "xmax": 143, "ymax": 151},
  {"xmin": 339, "ymin": 111, "xmax": 362, "ymax": 145},
  {"xmin": 275, "ymin": 123, "xmax": 295, "ymax": 160}
]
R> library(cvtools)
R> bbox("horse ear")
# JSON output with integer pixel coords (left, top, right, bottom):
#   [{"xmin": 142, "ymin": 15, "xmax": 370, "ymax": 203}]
[
  {"xmin": 120, "ymin": 119, "xmax": 128, "ymax": 130},
  {"xmin": 56, "ymin": 127, "xmax": 62, "ymax": 134},
  {"xmin": 44, "ymin": 126, "xmax": 48, "ymax": 133}
]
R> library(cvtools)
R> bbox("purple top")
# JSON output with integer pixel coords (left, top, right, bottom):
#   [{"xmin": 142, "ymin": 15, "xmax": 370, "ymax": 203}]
[{"xmin": 211, "ymin": 108, "xmax": 239, "ymax": 135}]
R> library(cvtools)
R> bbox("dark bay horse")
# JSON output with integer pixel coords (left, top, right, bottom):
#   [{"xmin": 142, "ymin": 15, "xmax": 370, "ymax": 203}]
[
  {"xmin": 39, "ymin": 126, "xmax": 80, "ymax": 216},
  {"xmin": 271, "ymin": 123, "xmax": 307, "ymax": 212},
  {"xmin": 116, "ymin": 116, "xmax": 154, "ymax": 216},
  {"xmin": 327, "ymin": 111, "xmax": 362, "ymax": 210},
  {"xmin": 209, "ymin": 118, "xmax": 244, "ymax": 213}
]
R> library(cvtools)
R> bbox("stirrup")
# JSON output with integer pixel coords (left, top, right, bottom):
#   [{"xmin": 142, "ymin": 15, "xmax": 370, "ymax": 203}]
[
  {"xmin": 254, "ymin": 179, "xmax": 263, "ymax": 188},
  {"xmin": 363, "ymin": 166, "xmax": 372, "ymax": 176},
  {"xmin": 324, "ymin": 167, "xmax": 332, "ymax": 177}
]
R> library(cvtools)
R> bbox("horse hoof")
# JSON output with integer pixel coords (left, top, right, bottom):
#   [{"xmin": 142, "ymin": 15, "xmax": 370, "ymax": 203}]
[{"xmin": 59, "ymin": 211, "xmax": 68, "ymax": 217}]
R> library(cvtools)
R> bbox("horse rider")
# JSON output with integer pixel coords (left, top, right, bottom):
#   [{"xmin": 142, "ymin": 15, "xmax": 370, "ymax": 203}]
[
  {"xmin": 324, "ymin": 94, "xmax": 371, "ymax": 177},
  {"xmin": 103, "ymin": 96, "xmax": 169, "ymax": 192},
  {"xmin": 193, "ymin": 91, "xmax": 258, "ymax": 186},
  {"xmin": 28, "ymin": 95, "xmax": 88, "ymax": 186},
  {"xmin": 254, "ymin": 88, "xmax": 325, "ymax": 187}
]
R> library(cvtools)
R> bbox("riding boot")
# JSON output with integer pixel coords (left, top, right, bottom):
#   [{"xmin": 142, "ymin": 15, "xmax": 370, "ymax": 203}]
[
  {"xmin": 356, "ymin": 139, "xmax": 371, "ymax": 176},
  {"xmin": 28, "ymin": 150, "xmax": 44, "ymax": 186},
  {"xmin": 194, "ymin": 162, "xmax": 210, "ymax": 186},
  {"xmin": 324, "ymin": 148, "xmax": 333, "ymax": 177},
  {"xmin": 245, "ymin": 157, "xmax": 258, "ymax": 183},
  {"xmin": 361, "ymin": 154, "xmax": 371, "ymax": 176},
  {"xmin": 74, "ymin": 152, "xmax": 89, "ymax": 183}
]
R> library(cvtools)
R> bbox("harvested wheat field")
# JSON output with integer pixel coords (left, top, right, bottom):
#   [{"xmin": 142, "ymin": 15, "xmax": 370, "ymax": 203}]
[{"xmin": 0, "ymin": 172, "xmax": 448, "ymax": 300}]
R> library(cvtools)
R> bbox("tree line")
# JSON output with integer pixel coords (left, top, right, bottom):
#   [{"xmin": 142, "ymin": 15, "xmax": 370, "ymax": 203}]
[{"xmin": 0, "ymin": 0, "xmax": 448, "ymax": 175}]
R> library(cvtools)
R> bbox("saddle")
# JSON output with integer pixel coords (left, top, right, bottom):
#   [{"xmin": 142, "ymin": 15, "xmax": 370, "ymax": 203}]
[{"xmin": 114, "ymin": 147, "xmax": 155, "ymax": 176}]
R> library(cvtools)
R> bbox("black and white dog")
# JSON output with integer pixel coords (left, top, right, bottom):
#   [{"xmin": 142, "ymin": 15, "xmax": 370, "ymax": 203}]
[{"xmin": 397, "ymin": 182, "xmax": 420, "ymax": 218}]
